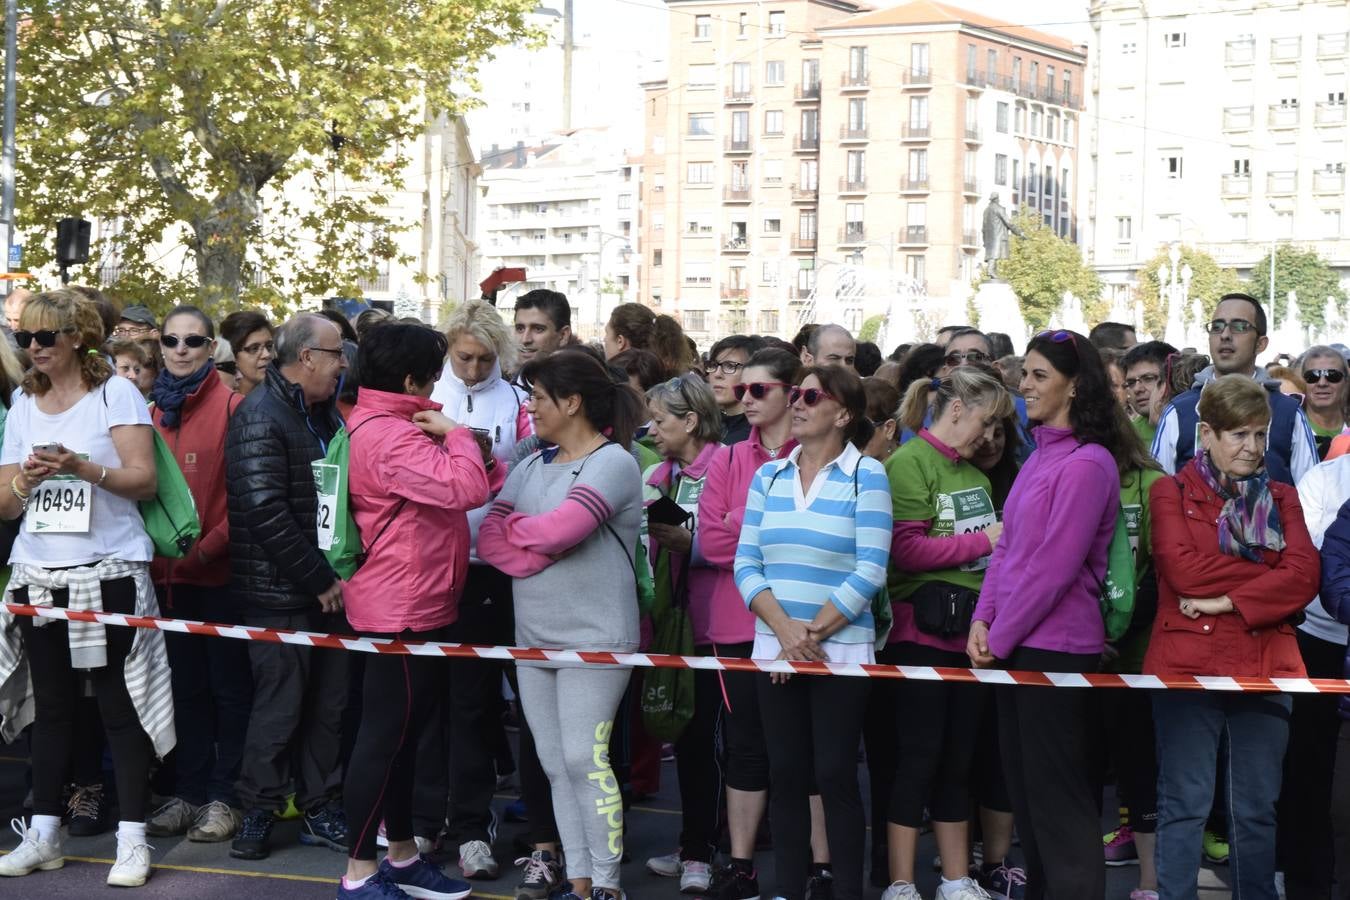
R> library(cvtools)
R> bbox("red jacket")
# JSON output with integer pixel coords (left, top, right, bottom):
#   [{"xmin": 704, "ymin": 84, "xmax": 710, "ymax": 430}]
[
  {"xmin": 150, "ymin": 372, "xmax": 241, "ymax": 589},
  {"xmin": 1143, "ymin": 461, "xmax": 1320, "ymax": 680}
]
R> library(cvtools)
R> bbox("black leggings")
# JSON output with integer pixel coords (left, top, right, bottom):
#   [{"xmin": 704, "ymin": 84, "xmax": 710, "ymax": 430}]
[
  {"xmin": 717, "ymin": 641, "xmax": 769, "ymax": 792},
  {"xmin": 344, "ymin": 627, "xmax": 446, "ymax": 861},
  {"xmin": 17, "ymin": 577, "xmax": 154, "ymax": 822},
  {"xmin": 1101, "ymin": 686, "xmax": 1157, "ymax": 833},
  {"xmin": 674, "ymin": 654, "xmax": 724, "ymax": 863},
  {"xmin": 884, "ymin": 642, "xmax": 987, "ymax": 826}
]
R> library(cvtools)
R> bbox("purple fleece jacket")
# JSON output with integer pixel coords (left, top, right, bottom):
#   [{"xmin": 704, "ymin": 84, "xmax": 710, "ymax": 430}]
[{"xmin": 973, "ymin": 426, "xmax": 1119, "ymax": 659}]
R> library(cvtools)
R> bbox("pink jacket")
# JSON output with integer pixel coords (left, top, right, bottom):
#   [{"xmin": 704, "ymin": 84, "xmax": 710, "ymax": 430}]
[
  {"xmin": 344, "ymin": 389, "xmax": 502, "ymax": 633},
  {"xmin": 646, "ymin": 442, "xmax": 722, "ymax": 645},
  {"xmin": 696, "ymin": 428, "xmax": 798, "ymax": 644}
]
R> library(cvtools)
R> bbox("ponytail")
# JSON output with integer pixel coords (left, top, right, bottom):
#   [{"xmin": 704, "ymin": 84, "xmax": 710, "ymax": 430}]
[
  {"xmin": 650, "ymin": 314, "xmax": 694, "ymax": 376},
  {"xmin": 899, "ymin": 377, "xmax": 939, "ymax": 433},
  {"xmin": 900, "ymin": 365, "xmax": 1013, "ymax": 434}
]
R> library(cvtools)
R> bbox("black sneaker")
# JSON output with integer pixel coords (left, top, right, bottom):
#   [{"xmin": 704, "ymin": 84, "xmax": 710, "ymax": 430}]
[
  {"xmin": 513, "ymin": 849, "xmax": 564, "ymax": 900},
  {"xmin": 709, "ymin": 863, "xmax": 760, "ymax": 900},
  {"xmin": 805, "ymin": 869, "xmax": 834, "ymax": 900},
  {"xmin": 230, "ymin": 809, "xmax": 274, "ymax": 860},
  {"xmin": 66, "ymin": 783, "xmax": 109, "ymax": 837},
  {"xmin": 300, "ymin": 805, "xmax": 349, "ymax": 852}
]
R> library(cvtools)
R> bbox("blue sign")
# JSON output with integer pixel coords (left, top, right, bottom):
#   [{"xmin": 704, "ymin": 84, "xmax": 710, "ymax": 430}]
[{"xmin": 8, "ymin": 244, "xmax": 20, "ymax": 269}]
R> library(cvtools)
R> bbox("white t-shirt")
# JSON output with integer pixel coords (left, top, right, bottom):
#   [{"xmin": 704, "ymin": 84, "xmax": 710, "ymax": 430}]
[{"xmin": 1, "ymin": 377, "xmax": 154, "ymax": 567}]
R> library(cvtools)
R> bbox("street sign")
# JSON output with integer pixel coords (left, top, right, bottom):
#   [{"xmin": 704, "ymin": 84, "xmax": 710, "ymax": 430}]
[{"xmin": 8, "ymin": 243, "xmax": 19, "ymax": 269}]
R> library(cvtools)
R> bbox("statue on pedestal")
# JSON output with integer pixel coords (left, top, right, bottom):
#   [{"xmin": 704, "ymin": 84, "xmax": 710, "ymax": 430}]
[{"xmin": 982, "ymin": 193, "xmax": 1022, "ymax": 279}]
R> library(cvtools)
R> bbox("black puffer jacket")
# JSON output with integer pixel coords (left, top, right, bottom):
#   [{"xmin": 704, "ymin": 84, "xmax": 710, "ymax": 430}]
[{"xmin": 226, "ymin": 365, "xmax": 343, "ymax": 613}]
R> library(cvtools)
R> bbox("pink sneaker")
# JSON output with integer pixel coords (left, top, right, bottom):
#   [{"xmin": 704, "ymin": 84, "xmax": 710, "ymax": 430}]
[
  {"xmin": 1129, "ymin": 891, "xmax": 1159, "ymax": 900},
  {"xmin": 1103, "ymin": 826, "xmax": 1139, "ymax": 866}
]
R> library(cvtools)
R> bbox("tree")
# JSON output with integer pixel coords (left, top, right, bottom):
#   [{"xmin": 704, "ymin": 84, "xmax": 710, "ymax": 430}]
[
  {"xmin": 997, "ymin": 209, "xmax": 1103, "ymax": 333},
  {"xmin": 1249, "ymin": 244, "xmax": 1347, "ymax": 336},
  {"xmin": 16, "ymin": 0, "xmax": 536, "ymax": 315},
  {"xmin": 858, "ymin": 314, "xmax": 884, "ymax": 344},
  {"xmin": 1133, "ymin": 245, "xmax": 1245, "ymax": 340}
]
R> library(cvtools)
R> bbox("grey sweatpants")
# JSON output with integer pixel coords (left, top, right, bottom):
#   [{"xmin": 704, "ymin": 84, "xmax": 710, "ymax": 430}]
[{"xmin": 517, "ymin": 663, "xmax": 631, "ymax": 888}]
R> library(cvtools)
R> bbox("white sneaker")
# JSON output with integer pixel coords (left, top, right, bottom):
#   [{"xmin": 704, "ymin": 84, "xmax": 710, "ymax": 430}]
[
  {"xmin": 0, "ymin": 818, "xmax": 63, "ymax": 877},
  {"xmin": 460, "ymin": 839, "xmax": 500, "ymax": 879},
  {"xmin": 680, "ymin": 860, "xmax": 712, "ymax": 893},
  {"xmin": 936, "ymin": 877, "xmax": 993, "ymax": 900},
  {"xmin": 107, "ymin": 835, "xmax": 153, "ymax": 887},
  {"xmin": 882, "ymin": 882, "xmax": 924, "ymax": 900},
  {"xmin": 646, "ymin": 851, "xmax": 681, "ymax": 878}
]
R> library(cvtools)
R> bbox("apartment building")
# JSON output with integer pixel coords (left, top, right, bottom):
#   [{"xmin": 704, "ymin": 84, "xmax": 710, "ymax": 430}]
[
  {"xmin": 1086, "ymin": 0, "xmax": 1350, "ymax": 304},
  {"xmin": 641, "ymin": 0, "xmax": 1085, "ymax": 342},
  {"xmin": 478, "ymin": 128, "xmax": 640, "ymax": 339}
]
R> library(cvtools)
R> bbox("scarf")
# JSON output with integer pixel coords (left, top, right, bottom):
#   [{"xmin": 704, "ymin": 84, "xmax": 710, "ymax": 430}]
[
  {"xmin": 1193, "ymin": 451, "xmax": 1285, "ymax": 562},
  {"xmin": 151, "ymin": 360, "xmax": 214, "ymax": 429}
]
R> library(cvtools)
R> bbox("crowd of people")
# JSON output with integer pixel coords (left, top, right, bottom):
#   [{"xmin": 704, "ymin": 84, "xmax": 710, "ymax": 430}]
[{"xmin": 0, "ymin": 283, "xmax": 1345, "ymax": 900}]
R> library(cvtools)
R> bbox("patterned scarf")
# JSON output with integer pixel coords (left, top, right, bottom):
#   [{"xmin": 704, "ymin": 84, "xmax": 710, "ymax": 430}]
[
  {"xmin": 150, "ymin": 360, "xmax": 214, "ymax": 429},
  {"xmin": 1193, "ymin": 451, "xmax": 1285, "ymax": 562}
]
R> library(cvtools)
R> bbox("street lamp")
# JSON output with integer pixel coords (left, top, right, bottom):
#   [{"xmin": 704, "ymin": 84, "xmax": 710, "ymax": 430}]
[{"xmin": 591, "ymin": 230, "xmax": 631, "ymax": 337}]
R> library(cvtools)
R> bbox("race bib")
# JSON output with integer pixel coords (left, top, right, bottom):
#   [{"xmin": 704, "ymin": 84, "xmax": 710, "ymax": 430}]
[
  {"xmin": 312, "ymin": 462, "xmax": 339, "ymax": 552},
  {"xmin": 1123, "ymin": 503, "xmax": 1143, "ymax": 561},
  {"xmin": 27, "ymin": 470, "xmax": 92, "ymax": 535},
  {"xmin": 949, "ymin": 486, "xmax": 996, "ymax": 572},
  {"xmin": 674, "ymin": 474, "xmax": 706, "ymax": 526}
]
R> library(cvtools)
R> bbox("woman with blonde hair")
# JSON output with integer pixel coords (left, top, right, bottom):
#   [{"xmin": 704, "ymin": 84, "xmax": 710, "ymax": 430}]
[{"xmin": 0, "ymin": 289, "xmax": 170, "ymax": 888}]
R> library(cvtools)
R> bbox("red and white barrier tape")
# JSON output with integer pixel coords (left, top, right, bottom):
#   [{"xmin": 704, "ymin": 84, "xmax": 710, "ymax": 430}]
[{"xmin": 5, "ymin": 603, "xmax": 1350, "ymax": 694}]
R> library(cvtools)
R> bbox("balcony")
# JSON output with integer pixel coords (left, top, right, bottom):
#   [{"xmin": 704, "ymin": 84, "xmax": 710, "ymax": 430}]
[
  {"xmin": 964, "ymin": 124, "xmax": 982, "ymax": 143},
  {"xmin": 1222, "ymin": 105, "xmax": 1254, "ymax": 131},
  {"xmin": 721, "ymin": 285, "xmax": 749, "ymax": 301},
  {"xmin": 1270, "ymin": 36, "xmax": 1302, "ymax": 62},
  {"xmin": 791, "ymin": 232, "xmax": 817, "ymax": 251},
  {"xmin": 1268, "ymin": 104, "xmax": 1301, "ymax": 129},
  {"xmin": 1315, "ymin": 101, "xmax": 1347, "ymax": 125},
  {"xmin": 899, "ymin": 226, "xmax": 929, "ymax": 245},
  {"xmin": 962, "ymin": 178, "xmax": 979, "ymax": 195},
  {"xmin": 1318, "ymin": 32, "xmax": 1348, "ymax": 59},
  {"xmin": 357, "ymin": 272, "xmax": 391, "ymax": 293},
  {"xmin": 722, "ymin": 235, "xmax": 750, "ymax": 253},
  {"xmin": 794, "ymin": 82, "xmax": 821, "ymax": 102},
  {"xmin": 1221, "ymin": 173, "xmax": 1252, "ymax": 196},
  {"xmin": 901, "ymin": 123, "xmax": 930, "ymax": 141},
  {"xmin": 1267, "ymin": 170, "xmax": 1298, "ymax": 195},
  {"xmin": 964, "ymin": 68, "xmax": 985, "ymax": 88},
  {"xmin": 838, "ymin": 176, "xmax": 867, "ymax": 194},
  {"xmin": 902, "ymin": 69, "xmax": 931, "ymax": 88},
  {"xmin": 1313, "ymin": 169, "xmax": 1346, "ymax": 194},
  {"xmin": 724, "ymin": 86, "xmax": 754, "ymax": 104},
  {"xmin": 838, "ymin": 226, "xmax": 866, "ymax": 245},
  {"xmin": 725, "ymin": 136, "xmax": 752, "ymax": 153},
  {"xmin": 899, "ymin": 175, "xmax": 930, "ymax": 193},
  {"xmin": 794, "ymin": 133, "xmax": 820, "ymax": 152},
  {"xmin": 840, "ymin": 124, "xmax": 868, "ymax": 142},
  {"xmin": 723, "ymin": 185, "xmax": 751, "ymax": 202},
  {"xmin": 1225, "ymin": 38, "xmax": 1255, "ymax": 65},
  {"xmin": 790, "ymin": 183, "xmax": 818, "ymax": 202},
  {"xmin": 841, "ymin": 71, "xmax": 869, "ymax": 90}
]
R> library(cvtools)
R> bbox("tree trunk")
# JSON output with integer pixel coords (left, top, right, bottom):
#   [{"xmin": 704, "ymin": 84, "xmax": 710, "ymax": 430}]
[{"xmin": 191, "ymin": 184, "xmax": 259, "ymax": 310}]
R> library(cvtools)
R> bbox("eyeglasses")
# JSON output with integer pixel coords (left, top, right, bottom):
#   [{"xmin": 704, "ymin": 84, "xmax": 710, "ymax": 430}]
[
  {"xmin": 1034, "ymin": 329, "xmax": 1079, "ymax": 348},
  {"xmin": 161, "ymin": 334, "xmax": 211, "ymax": 349},
  {"xmin": 1206, "ymin": 318, "xmax": 1257, "ymax": 335},
  {"xmin": 307, "ymin": 346, "xmax": 345, "ymax": 358},
  {"xmin": 13, "ymin": 329, "xmax": 70, "ymax": 349},
  {"xmin": 111, "ymin": 324, "xmax": 153, "ymax": 337},
  {"xmin": 238, "ymin": 340, "xmax": 274, "ymax": 356},
  {"xmin": 709, "ymin": 359, "xmax": 746, "ymax": 376},
  {"xmin": 733, "ymin": 381, "xmax": 791, "ymax": 401},
  {"xmin": 1123, "ymin": 372, "xmax": 1161, "ymax": 390},
  {"xmin": 789, "ymin": 386, "xmax": 837, "ymax": 407},
  {"xmin": 944, "ymin": 350, "xmax": 990, "ymax": 367},
  {"xmin": 1304, "ymin": 368, "xmax": 1347, "ymax": 385}
]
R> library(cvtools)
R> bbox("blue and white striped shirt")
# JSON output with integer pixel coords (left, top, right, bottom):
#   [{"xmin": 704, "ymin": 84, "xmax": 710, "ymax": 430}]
[{"xmin": 734, "ymin": 443, "xmax": 893, "ymax": 646}]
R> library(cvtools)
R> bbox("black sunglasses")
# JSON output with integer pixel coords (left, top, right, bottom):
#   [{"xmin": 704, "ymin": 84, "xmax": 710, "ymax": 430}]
[
  {"xmin": 1304, "ymin": 368, "xmax": 1346, "ymax": 385},
  {"xmin": 13, "ymin": 329, "xmax": 70, "ymax": 349},
  {"xmin": 789, "ymin": 386, "xmax": 837, "ymax": 406},
  {"xmin": 733, "ymin": 381, "xmax": 791, "ymax": 401},
  {"xmin": 161, "ymin": 334, "xmax": 211, "ymax": 349}
]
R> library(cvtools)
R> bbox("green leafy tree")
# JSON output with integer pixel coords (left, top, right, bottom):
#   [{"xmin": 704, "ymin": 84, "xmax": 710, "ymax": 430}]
[
  {"xmin": 16, "ymin": 0, "xmax": 536, "ymax": 316},
  {"xmin": 858, "ymin": 314, "xmax": 884, "ymax": 344},
  {"xmin": 1249, "ymin": 244, "xmax": 1347, "ymax": 336},
  {"xmin": 1133, "ymin": 245, "xmax": 1245, "ymax": 340},
  {"xmin": 997, "ymin": 209, "xmax": 1103, "ymax": 333}
]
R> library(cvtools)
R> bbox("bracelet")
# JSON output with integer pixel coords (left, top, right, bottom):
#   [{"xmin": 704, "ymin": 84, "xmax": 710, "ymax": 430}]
[
  {"xmin": 95, "ymin": 465, "xmax": 109, "ymax": 486},
  {"xmin": 10, "ymin": 475, "xmax": 29, "ymax": 502}
]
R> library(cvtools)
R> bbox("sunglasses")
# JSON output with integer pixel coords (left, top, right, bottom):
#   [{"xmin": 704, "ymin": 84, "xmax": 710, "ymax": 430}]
[
  {"xmin": 944, "ymin": 350, "xmax": 990, "ymax": 367},
  {"xmin": 161, "ymin": 334, "xmax": 211, "ymax": 349},
  {"xmin": 13, "ymin": 329, "xmax": 70, "ymax": 349},
  {"xmin": 1034, "ymin": 329, "xmax": 1079, "ymax": 348},
  {"xmin": 1304, "ymin": 368, "xmax": 1346, "ymax": 385},
  {"xmin": 733, "ymin": 381, "xmax": 791, "ymax": 401},
  {"xmin": 789, "ymin": 386, "xmax": 837, "ymax": 406},
  {"xmin": 1206, "ymin": 318, "xmax": 1257, "ymax": 335}
]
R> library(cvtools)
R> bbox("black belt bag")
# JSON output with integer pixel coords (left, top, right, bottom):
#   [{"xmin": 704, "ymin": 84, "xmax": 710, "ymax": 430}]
[{"xmin": 908, "ymin": 581, "xmax": 980, "ymax": 637}]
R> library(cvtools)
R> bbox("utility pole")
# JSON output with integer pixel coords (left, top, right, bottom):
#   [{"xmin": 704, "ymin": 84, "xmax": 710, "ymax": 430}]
[
  {"xmin": 1, "ymin": 0, "xmax": 17, "ymax": 292},
  {"xmin": 561, "ymin": 0, "xmax": 573, "ymax": 131}
]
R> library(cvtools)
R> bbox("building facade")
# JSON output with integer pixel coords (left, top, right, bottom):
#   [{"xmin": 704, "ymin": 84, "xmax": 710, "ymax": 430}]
[
  {"xmin": 641, "ymin": 0, "xmax": 1085, "ymax": 343},
  {"xmin": 1085, "ymin": 0, "xmax": 1350, "ymax": 303}
]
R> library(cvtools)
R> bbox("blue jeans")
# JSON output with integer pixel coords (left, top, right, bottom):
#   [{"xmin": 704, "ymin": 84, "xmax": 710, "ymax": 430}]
[{"xmin": 1153, "ymin": 691, "xmax": 1292, "ymax": 900}]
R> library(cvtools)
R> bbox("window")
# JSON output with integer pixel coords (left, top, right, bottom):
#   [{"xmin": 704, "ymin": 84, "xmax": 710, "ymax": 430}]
[
  {"xmin": 1164, "ymin": 31, "xmax": 1186, "ymax": 48},
  {"xmin": 798, "ymin": 210, "xmax": 817, "ymax": 239},
  {"xmin": 1015, "ymin": 105, "xmax": 1025, "ymax": 132},
  {"xmin": 1031, "ymin": 108, "xmax": 1041, "ymax": 135},
  {"xmin": 1061, "ymin": 167, "xmax": 1070, "ymax": 201},
  {"xmin": 909, "ymin": 95, "xmax": 928, "ymax": 128},
  {"xmin": 763, "ymin": 217, "xmax": 781, "ymax": 234},
  {"xmin": 1122, "ymin": 41, "xmax": 1137, "ymax": 54},
  {"xmin": 730, "ymin": 110, "xmax": 750, "ymax": 141},
  {"xmin": 906, "ymin": 202, "xmax": 926, "ymax": 228},
  {"xmin": 1012, "ymin": 159, "xmax": 1020, "ymax": 196},
  {"xmin": 1030, "ymin": 61, "xmax": 1038, "ymax": 90},
  {"xmin": 686, "ymin": 162, "xmax": 713, "ymax": 184},
  {"xmin": 730, "ymin": 160, "xmax": 749, "ymax": 189},
  {"xmin": 1046, "ymin": 65, "xmax": 1055, "ymax": 97},
  {"xmin": 653, "ymin": 172, "xmax": 665, "ymax": 192},
  {"xmin": 1064, "ymin": 116, "xmax": 1075, "ymax": 145},
  {"xmin": 765, "ymin": 60, "xmax": 785, "ymax": 85},
  {"xmin": 905, "ymin": 254, "xmax": 926, "ymax": 283},
  {"xmin": 764, "ymin": 110, "xmax": 784, "ymax": 134},
  {"xmin": 1116, "ymin": 216, "xmax": 1132, "ymax": 240},
  {"xmin": 1233, "ymin": 157, "xmax": 1250, "ymax": 175},
  {"xmin": 1063, "ymin": 70, "xmax": 1072, "ymax": 102},
  {"xmin": 996, "ymin": 101, "xmax": 1009, "ymax": 133},
  {"xmin": 1163, "ymin": 152, "xmax": 1183, "ymax": 178},
  {"xmin": 967, "ymin": 44, "xmax": 978, "ymax": 82},
  {"xmin": 684, "ymin": 310, "xmax": 708, "ymax": 331},
  {"xmin": 738, "ymin": 12, "xmax": 748, "ymax": 37},
  {"xmin": 732, "ymin": 62, "xmax": 751, "ymax": 94},
  {"xmin": 763, "ymin": 159, "xmax": 783, "ymax": 184},
  {"xmin": 684, "ymin": 214, "xmax": 713, "ymax": 235},
  {"xmin": 1028, "ymin": 162, "xmax": 1039, "ymax": 197},
  {"xmin": 849, "ymin": 46, "xmax": 869, "ymax": 80},
  {"xmin": 995, "ymin": 154, "xmax": 1008, "ymax": 185},
  {"xmin": 1046, "ymin": 112, "xmax": 1056, "ymax": 140},
  {"xmin": 1229, "ymin": 213, "xmax": 1248, "ymax": 238},
  {"xmin": 688, "ymin": 113, "xmax": 713, "ymax": 136},
  {"xmin": 987, "ymin": 49, "xmax": 998, "ymax": 81},
  {"xmin": 801, "ymin": 59, "xmax": 819, "ymax": 91},
  {"xmin": 799, "ymin": 158, "xmax": 818, "ymax": 190},
  {"xmin": 910, "ymin": 42, "xmax": 929, "ymax": 75},
  {"xmin": 846, "ymin": 150, "xmax": 866, "ymax": 183},
  {"xmin": 1012, "ymin": 56, "xmax": 1022, "ymax": 91},
  {"xmin": 848, "ymin": 97, "xmax": 866, "ymax": 130},
  {"xmin": 694, "ymin": 15, "xmax": 710, "ymax": 39},
  {"xmin": 761, "ymin": 262, "xmax": 778, "ymax": 284},
  {"xmin": 1275, "ymin": 210, "xmax": 1293, "ymax": 237},
  {"xmin": 1324, "ymin": 208, "xmax": 1342, "ymax": 236},
  {"xmin": 768, "ymin": 10, "xmax": 785, "ymax": 36},
  {"xmin": 907, "ymin": 148, "xmax": 927, "ymax": 180},
  {"xmin": 617, "ymin": 194, "xmax": 631, "ymax": 209},
  {"xmin": 800, "ymin": 108, "xmax": 819, "ymax": 140},
  {"xmin": 688, "ymin": 64, "xmax": 715, "ymax": 89},
  {"xmin": 653, "ymin": 249, "xmax": 663, "ymax": 267},
  {"xmin": 1329, "ymin": 90, "xmax": 1347, "ymax": 106}
]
